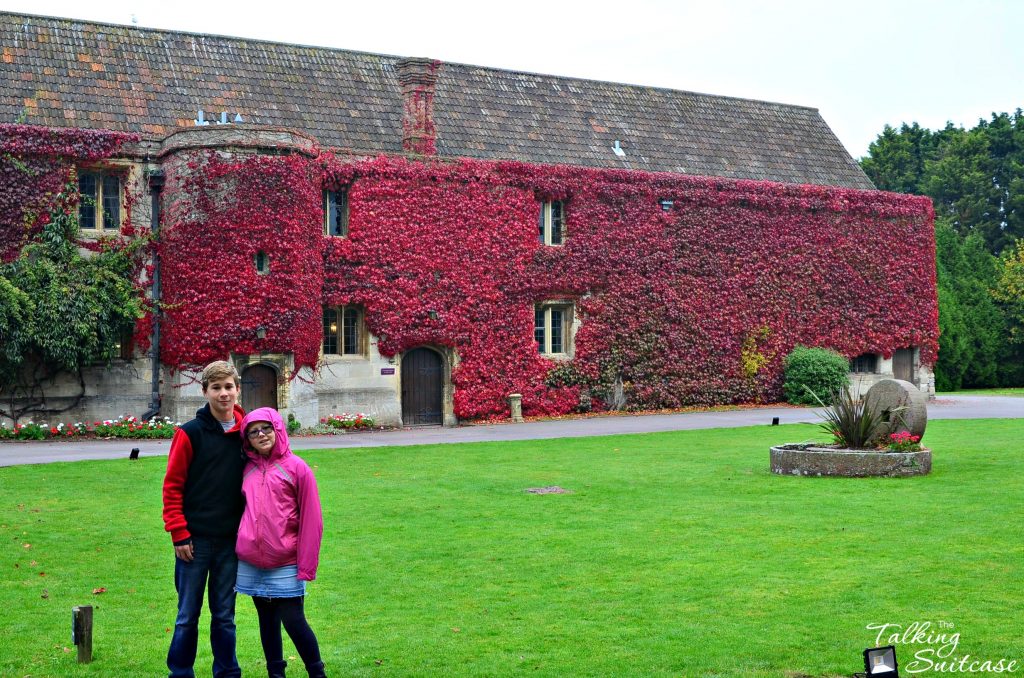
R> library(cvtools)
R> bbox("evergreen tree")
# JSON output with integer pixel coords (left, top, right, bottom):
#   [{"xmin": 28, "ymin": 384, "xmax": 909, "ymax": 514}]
[{"xmin": 933, "ymin": 220, "xmax": 1011, "ymax": 389}]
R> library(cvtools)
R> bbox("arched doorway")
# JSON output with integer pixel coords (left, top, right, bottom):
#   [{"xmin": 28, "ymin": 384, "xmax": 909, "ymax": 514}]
[
  {"xmin": 241, "ymin": 364, "xmax": 278, "ymax": 413},
  {"xmin": 401, "ymin": 347, "xmax": 443, "ymax": 426}
]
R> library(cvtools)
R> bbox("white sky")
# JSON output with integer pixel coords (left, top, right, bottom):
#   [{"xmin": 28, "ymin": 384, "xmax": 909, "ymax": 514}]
[{"xmin": 2, "ymin": 0, "xmax": 1021, "ymax": 159}]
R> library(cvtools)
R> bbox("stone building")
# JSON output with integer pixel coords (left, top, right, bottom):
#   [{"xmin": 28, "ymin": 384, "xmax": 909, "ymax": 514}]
[{"xmin": 0, "ymin": 11, "xmax": 938, "ymax": 427}]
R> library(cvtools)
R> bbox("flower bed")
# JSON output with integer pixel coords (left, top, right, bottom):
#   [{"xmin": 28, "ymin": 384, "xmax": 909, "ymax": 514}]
[
  {"xmin": 0, "ymin": 416, "xmax": 179, "ymax": 440},
  {"xmin": 321, "ymin": 412, "xmax": 376, "ymax": 431}
]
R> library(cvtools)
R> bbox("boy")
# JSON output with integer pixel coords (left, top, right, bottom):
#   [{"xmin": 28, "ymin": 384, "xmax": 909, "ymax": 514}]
[{"xmin": 163, "ymin": 361, "xmax": 246, "ymax": 678}]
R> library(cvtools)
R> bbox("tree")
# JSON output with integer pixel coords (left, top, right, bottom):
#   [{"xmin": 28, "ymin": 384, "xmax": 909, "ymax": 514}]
[
  {"xmin": 932, "ymin": 220, "xmax": 1010, "ymax": 390},
  {"xmin": 861, "ymin": 122, "xmax": 939, "ymax": 195},
  {"xmin": 0, "ymin": 188, "xmax": 145, "ymax": 423},
  {"xmin": 994, "ymin": 240, "xmax": 1024, "ymax": 345},
  {"xmin": 863, "ymin": 112, "xmax": 1024, "ymax": 256}
]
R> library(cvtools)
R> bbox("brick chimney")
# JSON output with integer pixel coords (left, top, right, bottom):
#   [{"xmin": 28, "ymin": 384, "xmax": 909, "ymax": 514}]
[{"xmin": 396, "ymin": 57, "xmax": 441, "ymax": 156}]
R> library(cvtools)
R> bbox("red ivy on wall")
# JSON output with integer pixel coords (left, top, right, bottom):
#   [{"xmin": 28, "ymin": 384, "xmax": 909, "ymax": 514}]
[
  {"xmin": 0, "ymin": 124, "xmax": 137, "ymax": 261},
  {"xmin": 159, "ymin": 149, "xmax": 937, "ymax": 419},
  {"xmin": 159, "ymin": 152, "xmax": 325, "ymax": 372}
]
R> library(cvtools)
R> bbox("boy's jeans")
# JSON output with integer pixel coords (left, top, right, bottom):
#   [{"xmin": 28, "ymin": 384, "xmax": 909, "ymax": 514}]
[{"xmin": 167, "ymin": 535, "xmax": 241, "ymax": 678}]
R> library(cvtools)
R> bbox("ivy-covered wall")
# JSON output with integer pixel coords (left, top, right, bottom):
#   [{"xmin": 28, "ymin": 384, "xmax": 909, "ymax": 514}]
[
  {"xmin": 158, "ymin": 150, "xmax": 938, "ymax": 419},
  {"xmin": 0, "ymin": 124, "xmax": 137, "ymax": 261}
]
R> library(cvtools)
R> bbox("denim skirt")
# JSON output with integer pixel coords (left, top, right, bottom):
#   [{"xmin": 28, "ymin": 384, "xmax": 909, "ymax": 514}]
[{"xmin": 235, "ymin": 560, "xmax": 305, "ymax": 598}]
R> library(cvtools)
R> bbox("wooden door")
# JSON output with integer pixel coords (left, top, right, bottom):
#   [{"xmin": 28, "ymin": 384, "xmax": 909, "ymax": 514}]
[
  {"xmin": 241, "ymin": 364, "xmax": 277, "ymax": 413},
  {"xmin": 893, "ymin": 348, "xmax": 915, "ymax": 384},
  {"xmin": 401, "ymin": 348, "xmax": 443, "ymax": 426}
]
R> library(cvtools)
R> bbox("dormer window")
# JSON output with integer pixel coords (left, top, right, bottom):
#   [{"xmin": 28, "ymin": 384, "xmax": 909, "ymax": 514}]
[
  {"xmin": 538, "ymin": 200, "xmax": 565, "ymax": 246},
  {"xmin": 78, "ymin": 171, "xmax": 122, "ymax": 230},
  {"xmin": 324, "ymin": 189, "xmax": 349, "ymax": 237}
]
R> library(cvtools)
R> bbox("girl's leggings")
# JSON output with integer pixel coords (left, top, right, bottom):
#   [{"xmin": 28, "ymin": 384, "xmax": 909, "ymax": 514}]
[{"xmin": 252, "ymin": 595, "xmax": 322, "ymax": 667}]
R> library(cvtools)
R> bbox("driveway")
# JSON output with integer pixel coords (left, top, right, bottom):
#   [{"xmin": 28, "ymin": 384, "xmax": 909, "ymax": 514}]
[{"xmin": 0, "ymin": 395, "xmax": 1019, "ymax": 467}]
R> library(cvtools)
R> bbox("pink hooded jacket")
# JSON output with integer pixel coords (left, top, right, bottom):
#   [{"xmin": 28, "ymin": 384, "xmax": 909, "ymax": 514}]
[{"xmin": 235, "ymin": 407, "xmax": 323, "ymax": 581}]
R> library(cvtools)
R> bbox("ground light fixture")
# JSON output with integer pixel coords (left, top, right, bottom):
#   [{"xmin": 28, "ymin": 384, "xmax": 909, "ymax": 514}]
[
  {"xmin": 863, "ymin": 645, "xmax": 899, "ymax": 677},
  {"xmin": 256, "ymin": 325, "xmax": 267, "ymax": 340}
]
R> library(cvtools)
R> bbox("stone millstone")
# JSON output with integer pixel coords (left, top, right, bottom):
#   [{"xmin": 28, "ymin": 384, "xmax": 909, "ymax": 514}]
[{"xmin": 865, "ymin": 379, "xmax": 927, "ymax": 440}]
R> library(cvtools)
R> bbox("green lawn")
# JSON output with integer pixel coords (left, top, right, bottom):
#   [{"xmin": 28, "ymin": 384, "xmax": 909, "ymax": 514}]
[
  {"xmin": 937, "ymin": 387, "xmax": 1024, "ymax": 397},
  {"xmin": 2, "ymin": 420, "xmax": 1022, "ymax": 677}
]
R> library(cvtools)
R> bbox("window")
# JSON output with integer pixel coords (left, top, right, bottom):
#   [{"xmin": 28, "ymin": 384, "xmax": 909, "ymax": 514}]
[
  {"xmin": 115, "ymin": 328, "xmax": 134, "ymax": 361},
  {"xmin": 850, "ymin": 353, "xmax": 879, "ymax": 373},
  {"xmin": 254, "ymin": 250, "xmax": 270, "ymax": 275},
  {"xmin": 322, "ymin": 306, "xmax": 364, "ymax": 356},
  {"xmin": 78, "ymin": 171, "xmax": 122, "ymax": 230},
  {"xmin": 324, "ymin": 189, "xmax": 349, "ymax": 237},
  {"xmin": 538, "ymin": 200, "xmax": 565, "ymax": 246},
  {"xmin": 535, "ymin": 302, "xmax": 574, "ymax": 356}
]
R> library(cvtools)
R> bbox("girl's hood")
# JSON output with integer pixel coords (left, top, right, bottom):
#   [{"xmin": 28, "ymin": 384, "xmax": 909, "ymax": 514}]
[{"xmin": 239, "ymin": 407, "xmax": 292, "ymax": 462}]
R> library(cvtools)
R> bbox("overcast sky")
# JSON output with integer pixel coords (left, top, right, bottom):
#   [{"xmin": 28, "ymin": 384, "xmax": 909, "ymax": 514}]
[{"xmin": 2, "ymin": 0, "xmax": 1021, "ymax": 158}]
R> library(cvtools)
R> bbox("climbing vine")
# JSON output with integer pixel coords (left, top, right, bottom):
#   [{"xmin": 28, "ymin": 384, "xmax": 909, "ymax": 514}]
[
  {"xmin": 0, "ymin": 124, "xmax": 137, "ymax": 261},
  {"xmin": 160, "ymin": 151, "xmax": 938, "ymax": 419}
]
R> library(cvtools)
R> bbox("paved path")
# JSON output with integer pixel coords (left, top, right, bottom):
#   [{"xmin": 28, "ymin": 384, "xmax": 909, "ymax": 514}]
[{"xmin": 1, "ymin": 395, "xmax": 1019, "ymax": 467}]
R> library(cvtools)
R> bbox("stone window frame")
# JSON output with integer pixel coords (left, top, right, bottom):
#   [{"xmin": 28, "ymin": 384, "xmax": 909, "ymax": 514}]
[
  {"xmin": 322, "ymin": 305, "xmax": 367, "ymax": 358},
  {"xmin": 538, "ymin": 200, "xmax": 566, "ymax": 246},
  {"xmin": 535, "ymin": 301, "xmax": 575, "ymax": 358},
  {"xmin": 323, "ymin": 189, "xmax": 350, "ymax": 237},
  {"xmin": 77, "ymin": 168, "xmax": 125, "ymax": 232}
]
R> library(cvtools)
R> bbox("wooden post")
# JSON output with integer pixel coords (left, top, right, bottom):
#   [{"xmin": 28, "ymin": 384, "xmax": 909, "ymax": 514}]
[{"xmin": 72, "ymin": 605, "xmax": 93, "ymax": 663}]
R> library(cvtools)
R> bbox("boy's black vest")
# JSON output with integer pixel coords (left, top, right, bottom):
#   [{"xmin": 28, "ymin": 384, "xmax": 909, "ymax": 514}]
[{"xmin": 179, "ymin": 404, "xmax": 246, "ymax": 540}]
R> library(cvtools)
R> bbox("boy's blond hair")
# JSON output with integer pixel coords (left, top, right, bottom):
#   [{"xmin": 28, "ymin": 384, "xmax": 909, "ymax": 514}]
[{"xmin": 201, "ymin": 360, "xmax": 241, "ymax": 390}]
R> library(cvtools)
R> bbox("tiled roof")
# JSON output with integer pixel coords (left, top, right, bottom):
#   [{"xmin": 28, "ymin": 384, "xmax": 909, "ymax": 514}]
[{"xmin": 0, "ymin": 11, "xmax": 874, "ymax": 189}]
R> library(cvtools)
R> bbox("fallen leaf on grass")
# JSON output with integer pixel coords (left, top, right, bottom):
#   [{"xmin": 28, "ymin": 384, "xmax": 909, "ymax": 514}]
[
  {"xmin": 92, "ymin": 587, "xmax": 106, "ymax": 594},
  {"xmin": 451, "ymin": 627, "xmax": 461, "ymax": 633},
  {"xmin": 22, "ymin": 543, "xmax": 30, "ymax": 549},
  {"xmin": 374, "ymin": 659, "xmax": 384, "ymax": 666}
]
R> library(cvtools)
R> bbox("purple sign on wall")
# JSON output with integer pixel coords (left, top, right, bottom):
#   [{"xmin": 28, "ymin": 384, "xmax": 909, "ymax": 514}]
[{"xmin": 380, "ymin": 367, "xmax": 396, "ymax": 375}]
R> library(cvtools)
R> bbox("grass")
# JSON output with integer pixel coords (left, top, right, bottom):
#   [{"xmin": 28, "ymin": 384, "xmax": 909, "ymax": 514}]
[
  {"xmin": 2, "ymin": 420, "xmax": 1022, "ymax": 677},
  {"xmin": 937, "ymin": 387, "xmax": 1024, "ymax": 397}
]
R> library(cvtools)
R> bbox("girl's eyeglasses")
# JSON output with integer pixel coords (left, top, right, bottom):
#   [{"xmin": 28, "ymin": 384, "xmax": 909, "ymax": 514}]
[{"xmin": 246, "ymin": 425, "xmax": 275, "ymax": 439}]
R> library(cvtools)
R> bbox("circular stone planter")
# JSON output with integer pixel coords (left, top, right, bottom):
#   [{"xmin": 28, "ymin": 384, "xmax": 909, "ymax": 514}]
[{"xmin": 770, "ymin": 443, "xmax": 931, "ymax": 477}]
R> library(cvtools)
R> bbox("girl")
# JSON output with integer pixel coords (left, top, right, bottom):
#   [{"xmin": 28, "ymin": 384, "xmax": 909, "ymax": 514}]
[{"xmin": 236, "ymin": 407, "xmax": 325, "ymax": 678}]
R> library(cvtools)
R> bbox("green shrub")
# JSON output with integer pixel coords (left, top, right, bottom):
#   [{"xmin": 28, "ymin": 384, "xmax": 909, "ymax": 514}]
[
  {"xmin": 782, "ymin": 346, "xmax": 851, "ymax": 405},
  {"xmin": 287, "ymin": 412, "xmax": 301, "ymax": 435}
]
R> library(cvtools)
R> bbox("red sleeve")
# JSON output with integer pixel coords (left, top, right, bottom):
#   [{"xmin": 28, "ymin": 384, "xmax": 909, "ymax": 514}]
[{"xmin": 162, "ymin": 428, "xmax": 194, "ymax": 544}]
